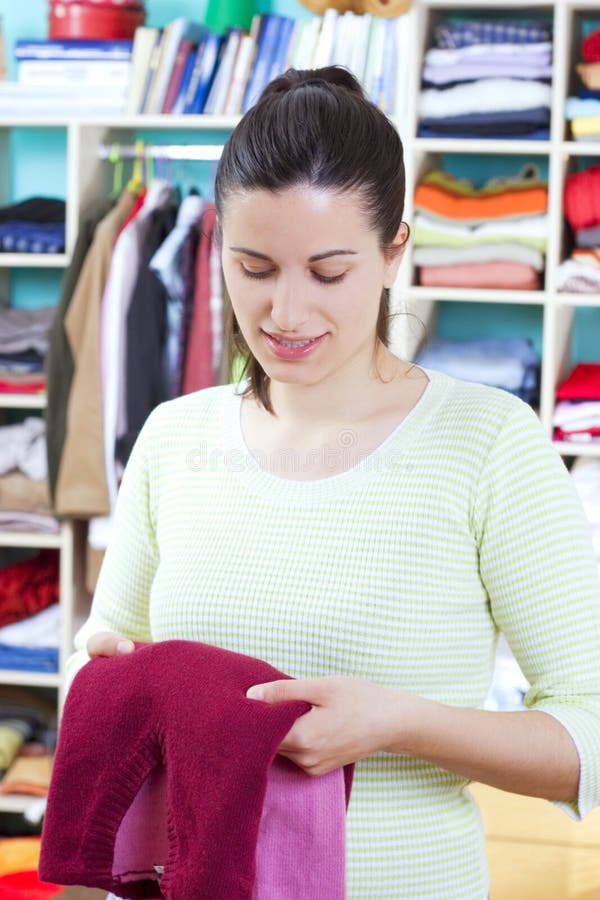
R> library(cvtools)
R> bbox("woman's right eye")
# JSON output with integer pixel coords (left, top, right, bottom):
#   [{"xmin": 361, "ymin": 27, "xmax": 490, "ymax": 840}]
[{"xmin": 241, "ymin": 266, "xmax": 274, "ymax": 280}]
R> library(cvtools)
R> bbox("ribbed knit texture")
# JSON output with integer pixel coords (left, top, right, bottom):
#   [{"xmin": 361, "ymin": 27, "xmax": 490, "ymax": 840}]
[
  {"xmin": 68, "ymin": 368, "xmax": 600, "ymax": 900},
  {"xmin": 42, "ymin": 640, "xmax": 351, "ymax": 899}
]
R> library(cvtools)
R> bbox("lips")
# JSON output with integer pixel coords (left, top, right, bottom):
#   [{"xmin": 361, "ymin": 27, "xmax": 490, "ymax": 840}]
[{"xmin": 261, "ymin": 330, "xmax": 328, "ymax": 361}]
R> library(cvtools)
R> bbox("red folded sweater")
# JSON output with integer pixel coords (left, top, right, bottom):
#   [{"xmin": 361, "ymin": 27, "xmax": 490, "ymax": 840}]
[{"xmin": 39, "ymin": 640, "xmax": 353, "ymax": 899}]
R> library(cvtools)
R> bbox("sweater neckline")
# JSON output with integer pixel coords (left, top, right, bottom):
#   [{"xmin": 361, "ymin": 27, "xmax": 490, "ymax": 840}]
[{"xmin": 222, "ymin": 367, "xmax": 452, "ymax": 505}]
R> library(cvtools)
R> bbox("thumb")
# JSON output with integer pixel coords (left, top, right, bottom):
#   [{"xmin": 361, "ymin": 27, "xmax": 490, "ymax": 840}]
[{"xmin": 246, "ymin": 678, "xmax": 321, "ymax": 705}]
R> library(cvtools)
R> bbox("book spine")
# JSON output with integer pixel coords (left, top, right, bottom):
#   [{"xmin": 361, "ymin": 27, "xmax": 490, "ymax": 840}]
[
  {"xmin": 223, "ymin": 34, "xmax": 256, "ymax": 116},
  {"xmin": 141, "ymin": 28, "xmax": 167, "ymax": 113},
  {"xmin": 188, "ymin": 34, "xmax": 224, "ymax": 115},
  {"xmin": 161, "ymin": 38, "xmax": 195, "ymax": 114},
  {"xmin": 15, "ymin": 40, "xmax": 133, "ymax": 61},
  {"xmin": 242, "ymin": 15, "xmax": 282, "ymax": 113},
  {"xmin": 171, "ymin": 49, "xmax": 198, "ymax": 116},
  {"xmin": 204, "ymin": 28, "xmax": 242, "ymax": 116},
  {"xmin": 17, "ymin": 59, "xmax": 131, "ymax": 87},
  {"xmin": 267, "ymin": 16, "xmax": 295, "ymax": 84}
]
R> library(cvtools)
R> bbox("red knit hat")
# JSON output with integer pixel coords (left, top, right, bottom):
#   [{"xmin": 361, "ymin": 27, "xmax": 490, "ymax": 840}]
[{"xmin": 39, "ymin": 641, "xmax": 353, "ymax": 899}]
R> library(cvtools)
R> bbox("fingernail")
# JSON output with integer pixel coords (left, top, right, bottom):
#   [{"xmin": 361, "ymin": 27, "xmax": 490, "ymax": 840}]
[
  {"xmin": 117, "ymin": 640, "xmax": 134, "ymax": 655},
  {"xmin": 246, "ymin": 686, "xmax": 264, "ymax": 700}
]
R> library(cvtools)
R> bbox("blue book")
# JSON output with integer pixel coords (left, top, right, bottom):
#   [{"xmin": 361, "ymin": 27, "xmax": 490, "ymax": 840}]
[
  {"xmin": 186, "ymin": 33, "xmax": 224, "ymax": 114},
  {"xmin": 171, "ymin": 44, "xmax": 199, "ymax": 115},
  {"xmin": 15, "ymin": 39, "xmax": 133, "ymax": 61},
  {"xmin": 267, "ymin": 16, "xmax": 295, "ymax": 85},
  {"xmin": 242, "ymin": 15, "xmax": 283, "ymax": 113},
  {"xmin": 381, "ymin": 19, "xmax": 397, "ymax": 116}
]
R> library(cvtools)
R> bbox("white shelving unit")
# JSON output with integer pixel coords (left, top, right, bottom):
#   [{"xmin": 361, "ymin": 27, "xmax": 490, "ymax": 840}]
[{"xmin": 390, "ymin": 0, "xmax": 600, "ymax": 463}]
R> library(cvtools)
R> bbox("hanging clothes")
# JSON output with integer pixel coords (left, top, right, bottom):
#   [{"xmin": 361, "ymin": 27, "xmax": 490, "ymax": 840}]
[
  {"xmin": 54, "ymin": 189, "xmax": 138, "ymax": 518},
  {"xmin": 45, "ymin": 196, "xmax": 114, "ymax": 506}
]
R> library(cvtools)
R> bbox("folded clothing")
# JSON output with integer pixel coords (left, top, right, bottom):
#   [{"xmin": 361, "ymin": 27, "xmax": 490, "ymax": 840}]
[
  {"xmin": 0, "ymin": 753, "xmax": 53, "ymax": 795},
  {"xmin": 0, "ymin": 472, "xmax": 51, "ymax": 515},
  {"xmin": 582, "ymin": 29, "xmax": 600, "ymax": 64},
  {"xmin": 0, "ymin": 221, "xmax": 65, "ymax": 254},
  {"xmin": 0, "ymin": 644, "xmax": 59, "ymax": 673},
  {"xmin": 0, "ymin": 511, "xmax": 59, "ymax": 533},
  {"xmin": 416, "ymin": 335, "xmax": 540, "ymax": 402},
  {"xmin": 0, "ymin": 306, "xmax": 55, "ymax": 355},
  {"xmin": 0, "ymin": 197, "xmax": 65, "ymax": 224},
  {"xmin": 0, "ymin": 417, "xmax": 47, "ymax": 480},
  {"xmin": 413, "ymin": 211, "xmax": 548, "ymax": 252},
  {"xmin": 415, "ymin": 173, "xmax": 547, "ymax": 223},
  {"xmin": 419, "ymin": 78, "xmax": 552, "ymax": 120},
  {"xmin": 0, "ymin": 549, "xmax": 59, "ymax": 628},
  {"xmin": 434, "ymin": 19, "xmax": 551, "ymax": 49},
  {"xmin": 556, "ymin": 363, "xmax": 600, "ymax": 400},
  {"xmin": 418, "ymin": 260, "xmax": 539, "ymax": 290},
  {"xmin": 564, "ymin": 166, "xmax": 600, "ymax": 231},
  {"xmin": 39, "ymin": 640, "xmax": 353, "ymax": 900},
  {"xmin": 412, "ymin": 242, "xmax": 544, "ymax": 271}
]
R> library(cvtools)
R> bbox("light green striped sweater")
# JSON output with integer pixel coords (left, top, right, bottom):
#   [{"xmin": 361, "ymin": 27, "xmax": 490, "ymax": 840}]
[{"xmin": 69, "ymin": 368, "xmax": 600, "ymax": 899}]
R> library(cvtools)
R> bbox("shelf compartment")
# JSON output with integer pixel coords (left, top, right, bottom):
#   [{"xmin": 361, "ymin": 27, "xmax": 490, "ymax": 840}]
[
  {"xmin": 0, "ymin": 392, "xmax": 46, "ymax": 409},
  {"xmin": 0, "ymin": 530, "xmax": 63, "ymax": 549},
  {"xmin": 0, "ymin": 253, "xmax": 69, "ymax": 268},
  {"xmin": 0, "ymin": 670, "xmax": 60, "ymax": 687},
  {"xmin": 414, "ymin": 138, "xmax": 552, "ymax": 156},
  {"xmin": 0, "ymin": 793, "xmax": 47, "ymax": 815},
  {"xmin": 553, "ymin": 440, "xmax": 600, "ymax": 457},
  {"xmin": 407, "ymin": 286, "xmax": 546, "ymax": 305}
]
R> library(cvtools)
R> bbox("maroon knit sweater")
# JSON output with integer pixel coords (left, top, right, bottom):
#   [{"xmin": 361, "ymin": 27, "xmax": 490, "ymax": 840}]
[{"xmin": 39, "ymin": 640, "xmax": 353, "ymax": 899}]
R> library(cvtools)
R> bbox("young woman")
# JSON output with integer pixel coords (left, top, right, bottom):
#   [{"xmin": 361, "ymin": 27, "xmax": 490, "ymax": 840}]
[{"xmin": 72, "ymin": 67, "xmax": 600, "ymax": 898}]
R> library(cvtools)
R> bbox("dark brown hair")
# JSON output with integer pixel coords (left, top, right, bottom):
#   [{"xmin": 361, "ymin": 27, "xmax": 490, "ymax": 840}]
[{"xmin": 214, "ymin": 65, "xmax": 407, "ymax": 412}]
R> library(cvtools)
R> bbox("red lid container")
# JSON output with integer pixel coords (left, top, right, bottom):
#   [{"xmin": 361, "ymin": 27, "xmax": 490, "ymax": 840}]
[{"xmin": 49, "ymin": 2, "xmax": 146, "ymax": 40}]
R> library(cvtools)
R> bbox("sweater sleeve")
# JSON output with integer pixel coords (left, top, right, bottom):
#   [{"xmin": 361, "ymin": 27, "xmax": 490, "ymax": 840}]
[
  {"xmin": 472, "ymin": 398, "xmax": 600, "ymax": 820},
  {"xmin": 66, "ymin": 408, "xmax": 160, "ymax": 690}
]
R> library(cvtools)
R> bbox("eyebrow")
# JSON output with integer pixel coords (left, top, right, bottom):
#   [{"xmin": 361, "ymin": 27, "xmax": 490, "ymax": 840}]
[{"xmin": 228, "ymin": 246, "xmax": 358, "ymax": 262}]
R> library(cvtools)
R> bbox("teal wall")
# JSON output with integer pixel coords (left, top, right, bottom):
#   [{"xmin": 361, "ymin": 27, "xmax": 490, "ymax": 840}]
[{"xmin": 0, "ymin": 0, "xmax": 597, "ymax": 364}]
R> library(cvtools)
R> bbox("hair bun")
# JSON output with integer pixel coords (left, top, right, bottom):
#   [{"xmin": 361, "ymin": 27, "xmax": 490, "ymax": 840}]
[{"xmin": 260, "ymin": 65, "xmax": 365, "ymax": 101}]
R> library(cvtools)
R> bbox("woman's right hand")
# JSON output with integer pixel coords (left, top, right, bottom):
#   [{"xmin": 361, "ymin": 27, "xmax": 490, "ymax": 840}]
[{"xmin": 86, "ymin": 631, "xmax": 135, "ymax": 658}]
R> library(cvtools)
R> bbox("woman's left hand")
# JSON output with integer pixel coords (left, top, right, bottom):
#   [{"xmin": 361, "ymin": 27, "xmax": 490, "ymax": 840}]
[{"xmin": 246, "ymin": 676, "xmax": 410, "ymax": 775}]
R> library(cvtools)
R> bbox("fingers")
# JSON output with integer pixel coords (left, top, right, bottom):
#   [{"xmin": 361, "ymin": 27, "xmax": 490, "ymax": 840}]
[
  {"xmin": 246, "ymin": 678, "xmax": 324, "ymax": 705},
  {"xmin": 86, "ymin": 631, "xmax": 134, "ymax": 658}
]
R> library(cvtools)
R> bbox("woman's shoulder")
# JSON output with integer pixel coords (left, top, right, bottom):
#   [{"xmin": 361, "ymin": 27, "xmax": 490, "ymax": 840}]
[
  {"xmin": 422, "ymin": 367, "xmax": 544, "ymax": 454},
  {"xmin": 144, "ymin": 383, "xmax": 240, "ymax": 430},
  {"xmin": 131, "ymin": 384, "xmax": 241, "ymax": 463}
]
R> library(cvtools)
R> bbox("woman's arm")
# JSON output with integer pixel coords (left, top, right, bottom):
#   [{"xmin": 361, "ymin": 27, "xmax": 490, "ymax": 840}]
[
  {"xmin": 246, "ymin": 676, "xmax": 579, "ymax": 802},
  {"xmin": 391, "ymin": 697, "xmax": 580, "ymax": 802}
]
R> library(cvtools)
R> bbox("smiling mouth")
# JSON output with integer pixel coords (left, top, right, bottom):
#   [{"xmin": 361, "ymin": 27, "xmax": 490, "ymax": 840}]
[{"xmin": 261, "ymin": 330, "xmax": 328, "ymax": 359}]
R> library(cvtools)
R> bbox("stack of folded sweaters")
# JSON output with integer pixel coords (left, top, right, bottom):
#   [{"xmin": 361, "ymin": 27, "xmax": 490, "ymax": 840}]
[
  {"xmin": 0, "ymin": 198, "xmax": 65, "ymax": 254},
  {"xmin": 553, "ymin": 362, "xmax": 600, "ymax": 443},
  {"xmin": 566, "ymin": 28, "xmax": 600, "ymax": 142},
  {"xmin": 557, "ymin": 166, "xmax": 600, "ymax": 292},
  {"xmin": 418, "ymin": 17, "xmax": 553, "ymax": 139},
  {"xmin": 413, "ymin": 167, "xmax": 548, "ymax": 289},
  {"xmin": 416, "ymin": 335, "xmax": 540, "ymax": 405}
]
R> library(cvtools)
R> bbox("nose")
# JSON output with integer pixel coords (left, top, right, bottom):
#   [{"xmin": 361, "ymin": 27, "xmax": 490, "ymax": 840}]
[{"xmin": 270, "ymin": 275, "xmax": 309, "ymax": 332}]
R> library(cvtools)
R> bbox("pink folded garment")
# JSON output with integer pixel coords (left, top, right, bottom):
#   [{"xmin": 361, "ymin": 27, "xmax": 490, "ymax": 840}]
[{"xmin": 418, "ymin": 260, "xmax": 540, "ymax": 290}]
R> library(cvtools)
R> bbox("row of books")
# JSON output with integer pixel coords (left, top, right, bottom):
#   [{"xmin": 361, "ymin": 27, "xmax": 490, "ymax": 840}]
[
  {"xmin": 0, "ymin": 10, "xmax": 409, "ymax": 118},
  {"xmin": 126, "ymin": 10, "xmax": 409, "ymax": 117}
]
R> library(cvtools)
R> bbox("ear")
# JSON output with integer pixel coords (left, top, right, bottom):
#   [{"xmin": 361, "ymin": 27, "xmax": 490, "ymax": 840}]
[{"xmin": 382, "ymin": 221, "xmax": 409, "ymax": 288}]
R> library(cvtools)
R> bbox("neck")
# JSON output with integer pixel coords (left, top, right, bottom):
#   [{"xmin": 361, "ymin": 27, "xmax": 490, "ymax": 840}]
[{"xmin": 267, "ymin": 345, "xmax": 407, "ymax": 427}]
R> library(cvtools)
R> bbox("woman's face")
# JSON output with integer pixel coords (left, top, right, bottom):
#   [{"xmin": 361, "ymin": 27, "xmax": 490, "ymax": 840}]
[{"xmin": 220, "ymin": 185, "xmax": 405, "ymax": 388}]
